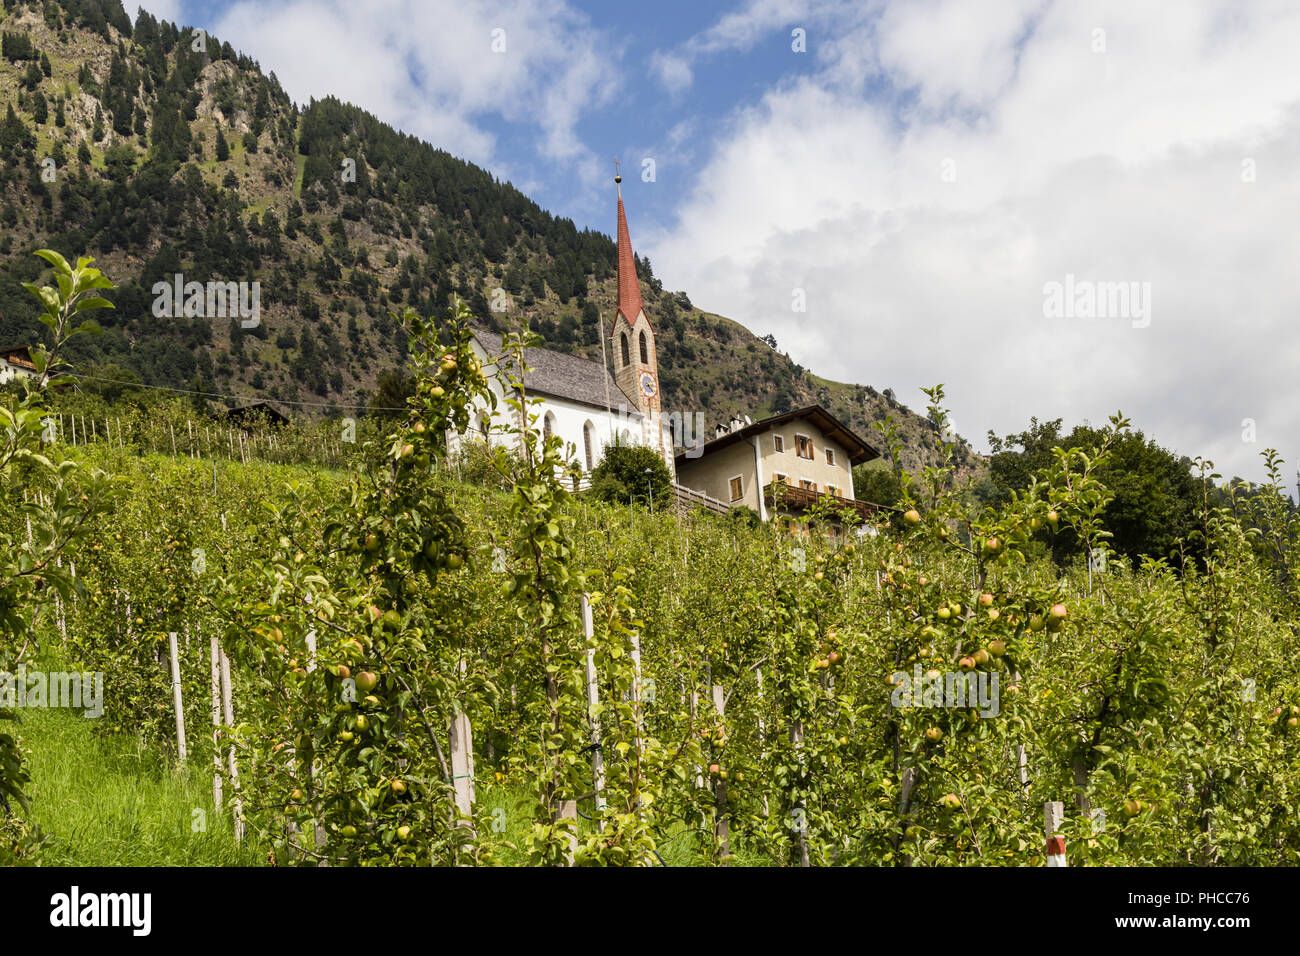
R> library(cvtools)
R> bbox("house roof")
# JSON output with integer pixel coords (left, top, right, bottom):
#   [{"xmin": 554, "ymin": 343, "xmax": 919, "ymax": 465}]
[
  {"xmin": 674, "ymin": 405, "xmax": 880, "ymax": 468},
  {"xmin": 469, "ymin": 326, "xmax": 641, "ymax": 415},
  {"xmin": 221, "ymin": 401, "xmax": 289, "ymax": 425},
  {"xmin": 615, "ymin": 187, "xmax": 644, "ymax": 325},
  {"xmin": 1, "ymin": 345, "xmax": 35, "ymax": 370}
]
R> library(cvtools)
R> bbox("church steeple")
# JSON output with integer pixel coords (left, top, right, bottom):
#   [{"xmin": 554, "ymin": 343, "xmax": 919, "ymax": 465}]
[
  {"xmin": 609, "ymin": 165, "xmax": 672, "ymax": 477},
  {"xmin": 615, "ymin": 165, "xmax": 644, "ymax": 325}
]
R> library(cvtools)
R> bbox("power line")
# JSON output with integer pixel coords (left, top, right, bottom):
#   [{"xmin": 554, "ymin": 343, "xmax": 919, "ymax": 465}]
[{"xmin": 69, "ymin": 372, "xmax": 408, "ymax": 411}]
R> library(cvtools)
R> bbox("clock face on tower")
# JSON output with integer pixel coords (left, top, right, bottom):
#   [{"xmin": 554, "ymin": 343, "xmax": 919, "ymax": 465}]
[{"xmin": 640, "ymin": 371, "xmax": 657, "ymax": 398}]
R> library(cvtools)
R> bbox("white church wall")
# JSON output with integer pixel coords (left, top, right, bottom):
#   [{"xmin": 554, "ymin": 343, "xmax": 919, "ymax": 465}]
[{"xmin": 445, "ymin": 336, "xmax": 646, "ymax": 474}]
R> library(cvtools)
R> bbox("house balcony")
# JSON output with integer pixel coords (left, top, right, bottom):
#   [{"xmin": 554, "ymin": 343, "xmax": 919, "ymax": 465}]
[{"xmin": 764, "ymin": 481, "xmax": 889, "ymax": 523}]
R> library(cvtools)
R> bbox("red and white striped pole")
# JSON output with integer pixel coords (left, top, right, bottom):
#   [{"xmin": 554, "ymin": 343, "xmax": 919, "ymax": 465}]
[{"xmin": 1045, "ymin": 801, "xmax": 1068, "ymax": 867}]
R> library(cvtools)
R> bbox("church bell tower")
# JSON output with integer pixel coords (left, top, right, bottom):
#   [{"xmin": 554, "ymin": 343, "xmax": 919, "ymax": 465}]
[{"xmin": 609, "ymin": 166, "xmax": 672, "ymax": 475}]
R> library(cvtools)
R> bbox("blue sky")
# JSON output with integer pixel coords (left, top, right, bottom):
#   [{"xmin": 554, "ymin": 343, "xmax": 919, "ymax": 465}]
[{"xmin": 138, "ymin": 1, "xmax": 1300, "ymax": 485}]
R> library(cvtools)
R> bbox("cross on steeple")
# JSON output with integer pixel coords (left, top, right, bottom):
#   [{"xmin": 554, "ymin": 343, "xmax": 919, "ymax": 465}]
[{"xmin": 613, "ymin": 157, "xmax": 622, "ymax": 185}]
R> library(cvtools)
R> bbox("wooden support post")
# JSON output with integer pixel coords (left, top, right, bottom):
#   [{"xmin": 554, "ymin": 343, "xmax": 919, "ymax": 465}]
[
  {"xmin": 449, "ymin": 658, "xmax": 476, "ymax": 850},
  {"xmin": 210, "ymin": 634, "xmax": 223, "ymax": 811},
  {"xmin": 630, "ymin": 628, "xmax": 644, "ymax": 758},
  {"xmin": 168, "ymin": 630, "xmax": 187, "ymax": 762},
  {"xmin": 689, "ymin": 689, "xmax": 703, "ymax": 789},
  {"xmin": 304, "ymin": 627, "xmax": 328, "ymax": 861},
  {"xmin": 581, "ymin": 595, "xmax": 606, "ymax": 831},
  {"xmin": 1014, "ymin": 671, "xmax": 1029, "ymax": 789},
  {"xmin": 557, "ymin": 798, "xmax": 579, "ymax": 866},
  {"xmin": 52, "ymin": 557, "xmax": 67, "ymax": 644},
  {"xmin": 169, "ymin": 421, "xmax": 177, "ymax": 457},
  {"xmin": 219, "ymin": 649, "xmax": 244, "ymax": 841},
  {"xmin": 791, "ymin": 721, "xmax": 810, "ymax": 867},
  {"xmin": 711, "ymin": 683, "xmax": 730, "ymax": 863},
  {"xmin": 1045, "ymin": 801, "xmax": 1067, "ymax": 867}
]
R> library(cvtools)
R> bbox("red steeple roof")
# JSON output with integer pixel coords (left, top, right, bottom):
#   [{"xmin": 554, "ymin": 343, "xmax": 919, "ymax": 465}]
[{"xmin": 615, "ymin": 188, "xmax": 643, "ymax": 324}]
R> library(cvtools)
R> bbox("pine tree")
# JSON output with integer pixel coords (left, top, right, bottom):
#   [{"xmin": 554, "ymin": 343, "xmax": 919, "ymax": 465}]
[{"xmin": 215, "ymin": 128, "xmax": 229, "ymax": 161}]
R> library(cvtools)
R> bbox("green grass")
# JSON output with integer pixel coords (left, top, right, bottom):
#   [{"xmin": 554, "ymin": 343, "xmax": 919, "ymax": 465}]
[
  {"xmin": 18, "ymin": 699, "xmax": 763, "ymax": 866},
  {"xmin": 19, "ymin": 706, "xmax": 264, "ymax": 866}
]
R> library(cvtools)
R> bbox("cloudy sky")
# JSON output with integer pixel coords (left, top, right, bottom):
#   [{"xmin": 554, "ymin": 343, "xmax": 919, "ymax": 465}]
[{"xmin": 142, "ymin": 0, "xmax": 1300, "ymax": 484}]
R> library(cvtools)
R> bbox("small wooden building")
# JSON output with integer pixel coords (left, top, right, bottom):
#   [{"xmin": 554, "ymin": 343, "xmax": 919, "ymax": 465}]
[{"xmin": 221, "ymin": 401, "xmax": 289, "ymax": 430}]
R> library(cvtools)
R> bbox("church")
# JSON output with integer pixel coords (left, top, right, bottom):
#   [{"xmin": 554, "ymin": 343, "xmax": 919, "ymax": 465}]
[
  {"xmin": 449, "ymin": 171, "xmax": 674, "ymax": 481},
  {"xmin": 447, "ymin": 170, "xmax": 883, "ymax": 528}
]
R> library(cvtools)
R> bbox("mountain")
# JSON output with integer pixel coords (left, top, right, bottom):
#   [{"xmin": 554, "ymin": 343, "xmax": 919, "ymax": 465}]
[{"xmin": 0, "ymin": 0, "xmax": 981, "ymax": 478}]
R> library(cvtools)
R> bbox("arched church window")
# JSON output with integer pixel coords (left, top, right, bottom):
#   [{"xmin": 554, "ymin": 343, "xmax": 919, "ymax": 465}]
[
  {"xmin": 620, "ymin": 332, "xmax": 630, "ymax": 367},
  {"xmin": 639, "ymin": 331, "xmax": 648, "ymax": 364},
  {"xmin": 583, "ymin": 421, "xmax": 595, "ymax": 471},
  {"xmin": 543, "ymin": 412, "xmax": 555, "ymax": 440}
]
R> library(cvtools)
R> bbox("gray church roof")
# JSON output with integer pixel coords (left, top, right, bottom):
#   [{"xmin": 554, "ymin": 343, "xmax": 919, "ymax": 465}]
[{"xmin": 469, "ymin": 325, "xmax": 642, "ymax": 415}]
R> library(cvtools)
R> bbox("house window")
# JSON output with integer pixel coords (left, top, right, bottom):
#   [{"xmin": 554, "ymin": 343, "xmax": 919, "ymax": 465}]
[
  {"xmin": 825, "ymin": 448, "xmax": 835, "ymax": 467},
  {"xmin": 728, "ymin": 476, "xmax": 744, "ymax": 501},
  {"xmin": 827, "ymin": 485, "xmax": 840, "ymax": 498},
  {"xmin": 800, "ymin": 479, "xmax": 816, "ymax": 492},
  {"xmin": 795, "ymin": 434, "xmax": 813, "ymax": 459},
  {"xmin": 773, "ymin": 473, "xmax": 788, "ymax": 484},
  {"xmin": 773, "ymin": 434, "xmax": 784, "ymax": 453},
  {"xmin": 620, "ymin": 332, "xmax": 630, "ymax": 367},
  {"xmin": 639, "ymin": 331, "xmax": 648, "ymax": 364}
]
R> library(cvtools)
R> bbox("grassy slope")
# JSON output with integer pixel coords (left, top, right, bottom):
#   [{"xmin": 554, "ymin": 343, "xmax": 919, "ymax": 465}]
[{"xmin": 20, "ymin": 703, "xmax": 262, "ymax": 865}]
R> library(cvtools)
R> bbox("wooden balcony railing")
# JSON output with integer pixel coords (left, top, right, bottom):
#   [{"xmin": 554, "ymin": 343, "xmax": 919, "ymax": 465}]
[{"xmin": 764, "ymin": 482, "xmax": 887, "ymax": 522}]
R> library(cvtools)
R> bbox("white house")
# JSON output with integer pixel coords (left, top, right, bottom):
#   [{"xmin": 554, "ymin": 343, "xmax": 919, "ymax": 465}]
[{"xmin": 0, "ymin": 346, "xmax": 37, "ymax": 386}]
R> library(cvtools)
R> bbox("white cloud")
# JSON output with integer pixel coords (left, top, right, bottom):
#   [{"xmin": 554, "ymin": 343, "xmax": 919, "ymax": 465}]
[
  {"xmin": 647, "ymin": 0, "xmax": 836, "ymax": 94},
  {"xmin": 137, "ymin": 0, "xmax": 184, "ymax": 27},
  {"xmin": 650, "ymin": 51, "xmax": 693, "ymax": 96},
  {"xmin": 651, "ymin": 0, "xmax": 1300, "ymax": 483}
]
